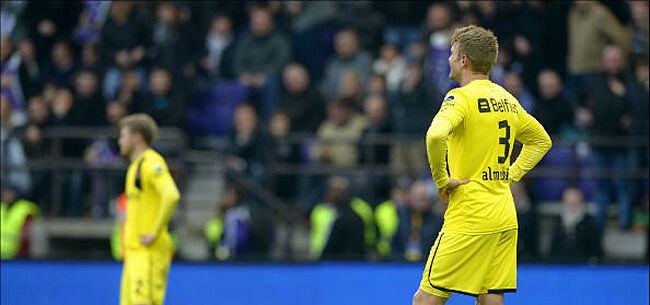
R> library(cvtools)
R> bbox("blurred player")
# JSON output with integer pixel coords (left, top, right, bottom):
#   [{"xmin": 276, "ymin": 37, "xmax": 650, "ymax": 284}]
[
  {"xmin": 413, "ymin": 25, "xmax": 552, "ymax": 305},
  {"xmin": 118, "ymin": 114, "xmax": 180, "ymax": 305}
]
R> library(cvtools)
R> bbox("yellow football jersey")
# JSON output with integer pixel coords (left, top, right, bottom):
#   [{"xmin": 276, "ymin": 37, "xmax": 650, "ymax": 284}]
[
  {"xmin": 426, "ymin": 79, "xmax": 551, "ymax": 235},
  {"xmin": 124, "ymin": 149, "xmax": 179, "ymax": 252}
]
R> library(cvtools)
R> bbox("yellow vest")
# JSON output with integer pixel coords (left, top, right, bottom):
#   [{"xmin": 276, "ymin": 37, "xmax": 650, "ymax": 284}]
[
  {"xmin": 1, "ymin": 200, "xmax": 40, "ymax": 260},
  {"xmin": 310, "ymin": 203, "xmax": 337, "ymax": 258},
  {"xmin": 350, "ymin": 197, "xmax": 376, "ymax": 249},
  {"xmin": 374, "ymin": 200, "xmax": 399, "ymax": 257}
]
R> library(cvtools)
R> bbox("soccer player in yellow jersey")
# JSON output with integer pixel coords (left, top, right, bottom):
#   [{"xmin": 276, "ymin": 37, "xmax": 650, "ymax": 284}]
[
  {"xmin": 117, "ymin": 114, "xmax": 180, "ymax": 305},
  {"xmin": 413, "ymin": 26, "xmax": 552, "ymax": 305}
]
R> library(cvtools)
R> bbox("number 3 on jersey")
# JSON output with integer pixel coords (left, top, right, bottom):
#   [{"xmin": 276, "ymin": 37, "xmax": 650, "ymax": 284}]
[{"xmin": 498, "ymin": 120, "xmax": 510, "ymax": 164}]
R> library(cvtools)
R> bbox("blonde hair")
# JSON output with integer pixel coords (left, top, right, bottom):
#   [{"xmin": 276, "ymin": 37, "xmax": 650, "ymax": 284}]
[
  {"xmin": 118, "ymin": 113, "xmax": 159, "ymax": 146},
  {"xmin": 450, "ymin": 25, "xmax": 499, "ymax": 75}
]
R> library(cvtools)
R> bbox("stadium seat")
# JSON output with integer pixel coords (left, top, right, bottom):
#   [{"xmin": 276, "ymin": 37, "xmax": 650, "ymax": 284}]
[{"xmin": 187, "ymin": 82, "xmax": 248, "ymax": 136}]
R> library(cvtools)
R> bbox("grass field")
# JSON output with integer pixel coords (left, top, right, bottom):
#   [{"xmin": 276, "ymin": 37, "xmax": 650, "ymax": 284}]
[{"xmin": 1, "ymin": 261, "xmax": 648, "ymax": 305}]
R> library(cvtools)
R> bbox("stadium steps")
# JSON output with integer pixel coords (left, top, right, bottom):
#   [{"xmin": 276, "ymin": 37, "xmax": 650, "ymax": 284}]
[{"xmin": 177, "ymin": 161, "xmax": 225, "ymax": 261}]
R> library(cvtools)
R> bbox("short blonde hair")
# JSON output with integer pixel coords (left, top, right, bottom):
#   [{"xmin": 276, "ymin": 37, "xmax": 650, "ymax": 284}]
[
  {"xmin": 119, "ymin": 113, "xmax": 158, "ymax": 146},
  {"xmin": 450, "ymin": 25, "xmax": 498, "ymax": 75}
]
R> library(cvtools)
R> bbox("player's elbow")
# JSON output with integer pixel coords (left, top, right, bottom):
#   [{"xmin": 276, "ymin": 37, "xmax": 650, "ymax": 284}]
[
  {"xmin": 426, "ymin": 126, "xmax": 445, "ymax": 143},
  {"xmin": 540, "ymin": 133, "xmax": 552, "ymax": 154},
  {"xmin": 169, "ymin": 187, "xmax": 180, "ymax": 205}
]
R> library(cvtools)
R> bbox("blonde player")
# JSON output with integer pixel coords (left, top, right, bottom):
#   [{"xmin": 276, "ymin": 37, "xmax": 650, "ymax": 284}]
[
  {"xmin": 118, "ymin": 114, "xmax": 180, "ymax": 305},
  {"xmin": 413, "ymin": 25, "xmax": 552, "ymax": 305}
]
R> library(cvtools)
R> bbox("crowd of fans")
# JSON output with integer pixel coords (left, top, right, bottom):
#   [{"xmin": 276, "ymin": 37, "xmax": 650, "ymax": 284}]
[{"xmin": 0, "ymin": 1, "xmax": 648, "ymax": 261}]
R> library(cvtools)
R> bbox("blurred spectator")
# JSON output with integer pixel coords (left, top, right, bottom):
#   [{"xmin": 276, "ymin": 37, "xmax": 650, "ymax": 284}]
[
  {"xmin": 311, "ymin": 99, "xmax": 368, "ymax": 167},
  {"xmin": 389, "ymin": 62, "xmax": 438, "ymax": 173},
  {"xmin": 566, "ymin": 1, "xmax": 632, "ymax": 96},
  {"xmin": 580, "ymin": 45, "xmax": 633, "ymax": 229},
  {"xmin": 284, "ymin": 1, "xmax": 337, "ymax": 34},
  {"xmin": 504, "ymin": 70, "xmax": 537, "ymax": 115},
  {"xmin": 150, "ymin": 2, "xmax": 198, "ymax": 77},
  {"xmin": 282, "ymin": 1, "xmax": 337, "ymax": 82},
  {"xmin": 0, "ymin": 186, "xmax": 39, "ymax": 260},
  {"xmin": 204, "ymin": 183, "xmax": 274, "ymax": 261},
  {"xmin": 374, "ymin": 1, "xmax": 428, "ymax": 51},
  {"xmin": 511, "ymin": 181, "xmax": 540, "ymax": 260},
  {"xmin": 535, "ymin": 69, "xmax": 574, "ymax": 136},
  {"xmin": 72, "ymin": 1, "xmax": 111, "ymax": 45},
  {"xmin": 136, "ymin": 67, "xmax": 185, "ymax": 128},
  {"xmin": 79, "ymin": 42, "xmax": 105, "ymax": 81},
  {"xmin": 278, "ymin": 63, "xmax": 325, "ymax": 133},
  {"xmin": 199, "ymin": 14, "xmax": 236, "ymax": 82},
  {"xmin": 338, "ymin": 70, "xmax": 364, "ymax": 111},
  {"xmin": 628, "ymin": 1, "xmax": 649, "ymax": 62},
  {"xmin": 100, "ymin": 2, "xmax": 149, "ymax": 101},
  {"xmin": 373, "ymin": 44, "xmax": 407, "ymax": 93},
  {"xmin": 367, "ymin": 73, "xmax": 387, "ymax": 97},
  {"xmin": 234, "ymin": 7, "xmax": 291, "ymax": 120},
  {"xmin": 22, "ymin": 96, "xmax": 51, "ymax": 213},
  {"xmin": 627, "ymin": 59, "xmax": 649, "ymax": 216},
  {"xmin": 23, "ymin": 96, "xmax": 50, "ymax": 158},
  {"xmin": 374, "ymin": 177, "xmax": 411, "ymax": 258},
  {"xmin": 423, "ymin": 3, "xmax": 456, "ymax": 95},
  {"xmin": 49, "ymin": 87, "xmax": 75, "ymax": 126},
  {"xmin": 43, "ymin": 40, "xmax": 77, "ymax": 89},
  {"xmin": 83, "ymin": 134, "xmax": 120, "ymax": 218},
  {"xmin": 334, "ymin": 2, "xmax": 384, "ymax": 52},
  {"xmin": 358, "ymin": 94, "xmax": 392, "ymax": 203},
  {"xmin": 0, "ymin": 1, "xmax": 28, "ymax": 39},
  {"xmin": 490, "ymin": 45, "xmax": 516, "ymax": 86},
  {"xmin": 17, "ymin": 38, "xmax": 41, "ymax": 100},
  {"xmin": 359, "ymin": 95, "xmax": 392, "ymax": 166},
  {"xmin": 320, "ymin": 29, "xmax": 373, "ymax": 101},
  {"xmin": 106, "ymin": 101, "xmax": 127, "ymax": 127},
  {"xmin": 550, "ymin": 187, "xmax": 602, "ymax": 262},
  {"xmin": 227, "ymin": 103, "xmax": 267, "ymax": 183},
  {"xmin": 391, "ymin": 181, "xmax": 443, "ymax": 262},
  {"xmin": 267, "ymin": 111, "xmax": 300, "ymax": 202},
  {"xmin": 320, "ymin": 176, "xmax": 366, "ymax": 260},
  {"xmin": 72, "ymin": 70, "xmax": 105, "ymax": 126},
  {"xmin": 48, "ymin": 87, "xmax": 87, "ymax": 217},
  {"xmin": 115, "ymin": 68, "xmax": 146, "ymax": 112},
  {"xmin": 2, "ymin": 36, "xmax": 28, "ymax": 128},
  {"xmin": 0, "ymin": 96, "xmax": 31, "ymax": 193},
  {"xmin": 21, "ymin": 1, "xmax": 82, "ymax": 65}
]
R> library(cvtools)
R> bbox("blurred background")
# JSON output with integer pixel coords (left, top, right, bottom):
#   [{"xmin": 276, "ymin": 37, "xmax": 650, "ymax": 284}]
[{"xmin": 0, "ymin": 0, "xmax": 648, "ymax": 304}]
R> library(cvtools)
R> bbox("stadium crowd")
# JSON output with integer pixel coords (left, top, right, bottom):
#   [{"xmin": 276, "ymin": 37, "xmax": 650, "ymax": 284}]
[{"xmin": 0, "ymin": 1, "xmax": 648, "ymax": 261}]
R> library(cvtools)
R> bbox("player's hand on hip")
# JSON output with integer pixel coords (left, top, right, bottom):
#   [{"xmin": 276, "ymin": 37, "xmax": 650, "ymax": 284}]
[
  {"xmin": 140, "ymin": 234, "xmax": 155, "ymax": 246},
  {"xmin": 438, "ymin": 179, "xmax": 470, "ymax": 205}
]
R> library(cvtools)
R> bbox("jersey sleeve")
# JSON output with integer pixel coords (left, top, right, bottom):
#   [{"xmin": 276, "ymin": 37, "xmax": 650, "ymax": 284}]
[
  {"xmin": 426, "ymin": 90, "xmax": 470, "ymax": 188},
  {"xmin": 143, "ymin": 157, "xmax": 180, "ymax": 237},
  {"xmin": 510, "ymin": 111, "xmax": 552, "ymax": 183}
]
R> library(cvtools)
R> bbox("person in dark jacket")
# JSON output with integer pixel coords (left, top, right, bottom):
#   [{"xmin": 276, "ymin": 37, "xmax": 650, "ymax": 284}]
[
  {"xmin": 278, "ymin": 63, "xmax": 326, "ymax": 133},
  {"xmin": 71, "ymin": 70, "xmax": 105, "ymax": 126},
  {"xmin": 227, "ymin": 103, "xmax": 268, "ymax": 184},
  {"xmin": 391, "ymin": 181, "xmax": 444, "ymax": 262},
  {"xmin": 267, "ymin": 111, "xmax": 301, "ymax": 201},
  {"xmin": 389, "ymin": 62, "xmax": 439, "ymax": 173},
  {"xmin": 534, "ymin": 69, "xmax": 574, "ymax": 137},
  {"xmin": 136, "ymin": 67, "xmax": 185, "ymax": 128},
  {"xmin": 234, "ymin": 7, "xmax": 291, "ymax": 120},
  {"xmin": 550, "ymin": 187, "xmax": 603, "ymax": 262},
  {"xmin": 321, "ymin": 176, "xmax": 365, "ymax": 260},
  {"xmin": 578, "ymin": 45, "xmax": 633, "ymax": 229},
  {"xmin": 358, "ymin": 94, "xmax": 392, "ymax": 203}
]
